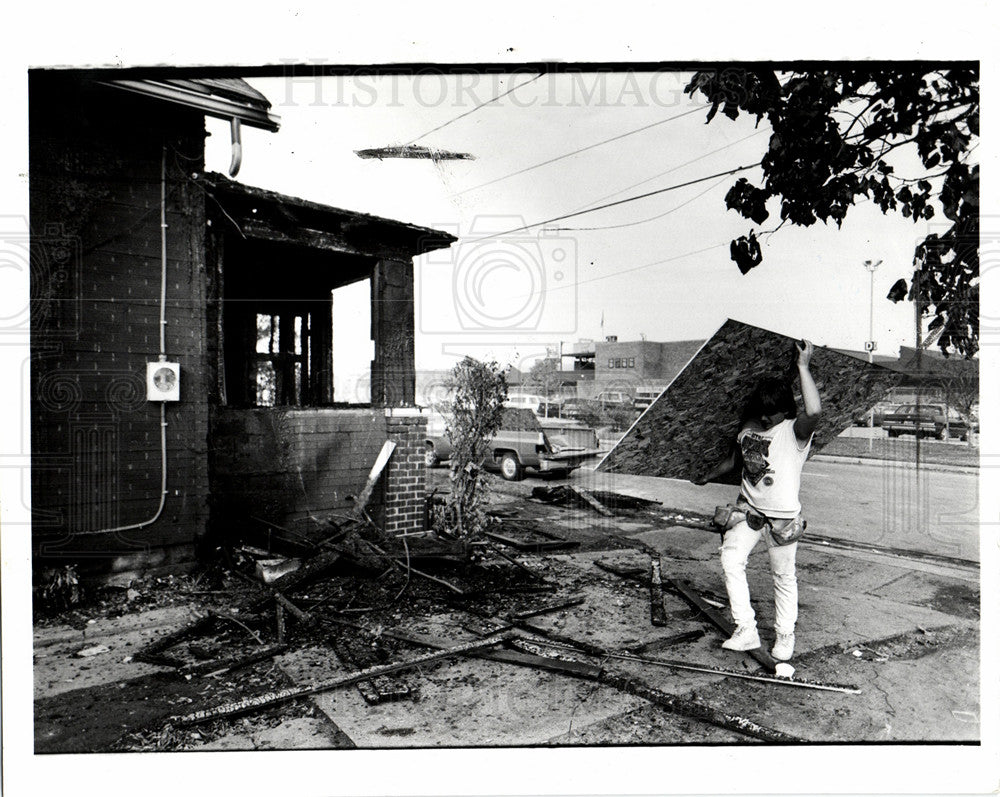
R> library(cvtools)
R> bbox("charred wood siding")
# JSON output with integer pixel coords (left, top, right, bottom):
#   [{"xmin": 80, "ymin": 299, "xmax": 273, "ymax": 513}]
[
  {"xmin": 371, "ymin": 259, "xmax": 416, "ymax": 407},
  {"xmin": 30, "ymin": 77, "xmax": 211, "ymax": 570}
]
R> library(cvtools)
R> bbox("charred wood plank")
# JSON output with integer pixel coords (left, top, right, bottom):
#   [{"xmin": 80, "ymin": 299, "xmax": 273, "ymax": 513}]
[
  {"xmin": 172, "ymin": 633, "xmax": 511, "ymax": 726},
  {"xmin": 649, "ymin": 558, "xmax": 668, "ymax": 627},
  {"xmin": 666, "ymin": 578, "xmax": 778, "ymax": 673},
  {"xmin": 484, "ymin": 531, "xmax": 578, "ymax": 552},
  {"xmin": 331, "ymin": 636, "xmax": 415, "ymax": 704},
  {"xmin": 133, "ymin": 614, "xmax": 216, "ymax": 661},
  {"xmin": 353, "ymin": 440, "xmax": 396, "ymax": 514},
  {"xmin": 510, "ymin": 595, "xmax": 586, "ymax": 621},
  {"xmin": 569, "ymin": 486, "xmax": 613, "ymax": 517},
  {"xmin": 185, "ymin": 645, "xmax": 289, "ymax": 677},
  {"xmin": 624, "ymin": 629, "xmax": 705, "ymax": 654}
]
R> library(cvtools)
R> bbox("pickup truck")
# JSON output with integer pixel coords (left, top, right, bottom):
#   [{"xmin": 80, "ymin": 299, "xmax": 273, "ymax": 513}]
[
  {"xmin": 424, "ymin": 410, "xmax": 601, "ymax": 480},
  {"xmin": 882, "ymin": 403, "xmax": 971, "ymax": 441}
]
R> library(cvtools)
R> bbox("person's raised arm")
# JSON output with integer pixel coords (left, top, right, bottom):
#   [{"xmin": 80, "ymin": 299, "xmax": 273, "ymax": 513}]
[{"xmin": 793, "ymin": 340, "xmax": 822, "ymax": 443}]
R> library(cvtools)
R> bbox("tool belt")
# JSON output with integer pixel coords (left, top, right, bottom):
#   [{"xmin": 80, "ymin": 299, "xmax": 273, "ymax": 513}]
[{"xmin": 713, "ymin": 497, "xmax": 806, "ymax": 546}]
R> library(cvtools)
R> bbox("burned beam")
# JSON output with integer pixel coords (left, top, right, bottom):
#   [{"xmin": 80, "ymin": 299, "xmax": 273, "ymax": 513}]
[
  {"xmin": 569, "ymin": 485, "xmax": 613, "ymax": 517},
  {"xmin": 173, "ymin": 633, "xmax": 512, "ymax": 726},
  {"xmin": 510, "ymin": 595, "xmax": 586, "ymax": 621},
  {"xmin": 649, "ymin": 558, "xmax": 668, "ymax": 627},
  {"xmin": 186, "ymin": 645, "xmax": 290, "ymax": 677},
  {"xmin": 667, "ymin": 578, "xmax": 778, "ymax": 673},
  {"xmin": 624, "ymin": 629, "xmax": 705, "ymax": 654}
]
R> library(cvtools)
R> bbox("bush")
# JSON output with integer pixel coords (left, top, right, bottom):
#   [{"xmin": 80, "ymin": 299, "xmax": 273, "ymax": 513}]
[{"xmin": 439, "ymin": 357, "xmax": 508, "ymax": 543}]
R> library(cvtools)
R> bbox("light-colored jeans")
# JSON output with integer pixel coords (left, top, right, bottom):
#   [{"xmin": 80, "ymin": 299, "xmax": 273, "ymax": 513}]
[{"xmin": 720, "ymin": 519, "xmax": 798, "ymax": 635}]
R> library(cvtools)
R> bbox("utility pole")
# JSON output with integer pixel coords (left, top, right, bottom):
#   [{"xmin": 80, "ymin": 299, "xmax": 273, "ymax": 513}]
[{"xmin": 864, "ymin": 259, "xmax": 882, "ymax": 451}]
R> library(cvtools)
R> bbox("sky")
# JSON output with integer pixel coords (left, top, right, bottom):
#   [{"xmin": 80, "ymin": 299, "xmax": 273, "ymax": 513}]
[{"xmin": 203, "ymin": 70, "xmax": 952, "ymax": 384}]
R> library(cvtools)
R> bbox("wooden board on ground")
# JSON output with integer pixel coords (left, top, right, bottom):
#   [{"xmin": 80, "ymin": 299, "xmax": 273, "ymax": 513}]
[{"xmin": 597, "ymin": 319, "xmax": 902, "ymax": 483}]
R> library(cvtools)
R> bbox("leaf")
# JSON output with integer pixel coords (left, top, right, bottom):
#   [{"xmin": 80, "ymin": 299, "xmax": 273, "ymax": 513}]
[
  {"xmin": 730, "ymin": 231, "xmax": 763, "ymax": 275},
  {"xmin": 887, "ymin": 278, "xmax": 909, "ymax": 302}
]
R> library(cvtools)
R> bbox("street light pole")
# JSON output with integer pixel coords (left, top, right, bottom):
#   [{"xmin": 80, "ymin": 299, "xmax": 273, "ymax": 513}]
[{"xmin": 864, "ymin": 259, "xmax": 882, "ymax": 450}]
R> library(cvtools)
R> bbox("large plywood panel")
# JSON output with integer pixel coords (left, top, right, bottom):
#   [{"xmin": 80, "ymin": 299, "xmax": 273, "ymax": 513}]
[{"xmin": 598, "ymin": 320, "xmax": 902, "ymax": 483}]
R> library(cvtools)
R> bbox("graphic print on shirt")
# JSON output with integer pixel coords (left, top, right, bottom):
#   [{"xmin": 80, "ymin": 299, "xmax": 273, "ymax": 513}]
[{"xmin": 741, "ymin": 432, "xmax": 774, "ymax": 487}]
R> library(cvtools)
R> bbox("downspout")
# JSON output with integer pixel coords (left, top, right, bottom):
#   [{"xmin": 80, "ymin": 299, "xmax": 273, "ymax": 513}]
[
  {"xmin": 229, "ymin": 117, "xmax": 242, "ymax": 177},
  {"xmin": 80, "ymin": 147, "xmax": 170, "ymax": 534}
]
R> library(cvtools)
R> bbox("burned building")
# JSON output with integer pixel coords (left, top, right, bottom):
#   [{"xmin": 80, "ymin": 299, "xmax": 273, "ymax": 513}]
[{"xmin": 30, "ymin": 72, "xmax": 455, "ymax": 579}]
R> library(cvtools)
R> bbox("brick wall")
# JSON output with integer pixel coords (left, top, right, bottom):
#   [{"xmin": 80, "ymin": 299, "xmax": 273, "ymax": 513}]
[
  {"xmin": 208, "ymin": 408, "xmax": 388, "ymax": 533},
  {"xmin": 383, "ymin": 410, "xmax": 428, "ymax": 535}
]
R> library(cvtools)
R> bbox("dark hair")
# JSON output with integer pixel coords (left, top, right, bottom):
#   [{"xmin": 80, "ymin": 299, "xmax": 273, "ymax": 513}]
[{"xmin": 741, "ymin": 376, "xmax": 797, "ymax": 424}]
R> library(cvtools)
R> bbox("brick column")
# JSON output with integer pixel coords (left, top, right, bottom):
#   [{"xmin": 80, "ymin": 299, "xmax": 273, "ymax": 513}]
[{"xmin": 383, "ymin": 409, "xmax": 428, "ymax": 535}]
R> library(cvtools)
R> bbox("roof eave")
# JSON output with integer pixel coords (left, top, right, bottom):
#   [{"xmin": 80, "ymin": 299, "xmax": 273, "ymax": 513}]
[{"xmin": 99, "ymin": 79, "xmax": 281, "ymax": 132}]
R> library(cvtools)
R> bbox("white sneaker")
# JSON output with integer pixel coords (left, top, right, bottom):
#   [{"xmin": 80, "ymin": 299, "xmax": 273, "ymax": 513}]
[
  {"xmin": 721, "ymin": 624, "xmax": 760, "ymax": 651},
  {"xmin": 771, "ymin": 632, "xmax": 795, "ymax": 661}
]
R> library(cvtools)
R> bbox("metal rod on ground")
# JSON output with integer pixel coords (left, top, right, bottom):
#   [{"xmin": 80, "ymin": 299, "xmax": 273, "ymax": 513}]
[
  {"xmin": 172, "ymin": 632, "xmax": 512, "ymax": 726},
  {"xmin": 363, "ymin": 539, "xmax": 465, "ymax": 595},
  {"xmin": 209, "ymin": 610, "xmax": 266, "ymax": 646},
  {"xmin": 524, "ymin": 637, "xmax": 861, "ymax": 694}
]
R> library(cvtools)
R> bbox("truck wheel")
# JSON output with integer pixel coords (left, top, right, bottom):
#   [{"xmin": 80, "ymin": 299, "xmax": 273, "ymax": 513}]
[
  {"xmin": 499, "ymin": 452, "xmax": 525, "ymax": 481},
  {"xmin": 424, "ymin": 444, "xmax": 440, "ymax": 468},
  {"xmin": 887, "ymin": 430, "xmax": 898, "ymax": 438}
]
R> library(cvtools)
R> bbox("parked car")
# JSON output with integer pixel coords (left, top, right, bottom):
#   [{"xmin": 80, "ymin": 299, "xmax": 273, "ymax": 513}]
[
  {"xmin": 632, "ymin": 388, "xmax": 663, "ymax": 412},
  {"xmin": 536, "ymin": 397, "xmax": 566, "ymax": 418},
  {"xmin": 504, "ymin": 393, "xmax": 546, "ymax": 413},
  {"xmin": 424, "ymin": 412, "xmax": 454, "ymax": 466},
  {"xmin": 594, "ymin": 390, "xmax": 633, "ymax": 408},
  {"xmin": 424, "ymin": 410, "xmax": 601, "ymax": 479},
  {"xmin": 560, "ymin": 397, "xmax": 598, "ymax": 420},
  {"xmin": 538, "ymin": 418, "xmax": 602, "ymax": 454},
  {"xmin": 882, "ymin": 403, "xmax": 971, "ymax": 440},
  {"xmin": 852, "ymin": 401, "xmax": 898, "ymax": 427}
]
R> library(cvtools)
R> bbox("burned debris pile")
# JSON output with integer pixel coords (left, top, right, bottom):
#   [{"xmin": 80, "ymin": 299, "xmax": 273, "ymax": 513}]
[{"xmin": 97, "ymin": 479, "xmax": 864, "ymax": 750}]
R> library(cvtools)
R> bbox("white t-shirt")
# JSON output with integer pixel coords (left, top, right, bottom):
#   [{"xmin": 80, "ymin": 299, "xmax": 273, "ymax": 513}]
[{"xmin": 737, "ymin": 418, "xmax": 811, "ymax": 518}]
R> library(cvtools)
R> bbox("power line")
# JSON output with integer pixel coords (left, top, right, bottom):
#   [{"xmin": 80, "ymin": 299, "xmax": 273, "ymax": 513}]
[
  {"xmin": 470, "ymin": 162, "xmax": 761, "ymax": 241},
  {"xmin": 404, "ymin": 73, "xmax": 545, "ymax": 146},
  {"xmin": 569, "ymin": 127, "xmax": 768, "ymax": 214},
  {"xmin": 551, "ymin": 176, "xmax": 729, "ymax": 232},
  {"xmin": 451, "ymin": 105, "xmax": 705, "ymax": 197}
]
